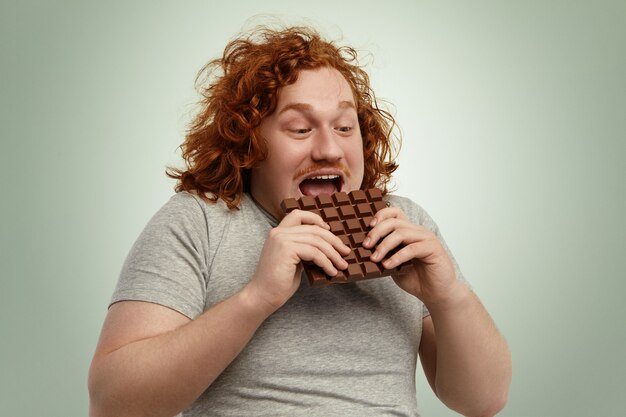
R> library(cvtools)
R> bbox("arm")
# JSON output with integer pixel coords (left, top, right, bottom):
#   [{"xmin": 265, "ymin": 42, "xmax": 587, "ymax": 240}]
[
  {"xmin": 88, "ymin": 209, "xmax": 350, "ymax": 417},
  {"xmin": 88, "ymin": 289, "xmax": 273, "ymax": 417},
  {"xmin": 419, "ymin": 290, "xmax": 512, "ymax": 417},
  {"xmin": 363, "ymin": 207, "xmax": 512, "ymax": 417}
]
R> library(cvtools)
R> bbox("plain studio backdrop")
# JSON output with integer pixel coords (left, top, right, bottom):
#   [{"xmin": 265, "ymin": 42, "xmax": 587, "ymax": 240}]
[{"xmin": 1, "ymin": 1, "xmax": 625, "ymax": 416}]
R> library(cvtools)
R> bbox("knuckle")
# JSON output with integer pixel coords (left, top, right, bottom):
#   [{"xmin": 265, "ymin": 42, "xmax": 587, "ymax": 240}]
[
  {"xmin": 314, "ymin": 235, "xmax": 327, "ymax": 248},
  {"xmin": 406, "ymin": 245, "xmax": 419, "ymax": 258},
  {"xmin": 303, "ymin": 246, "xmax": 316, "ymax": 261},
  {"xmin": 376, "ymin": 240, "xmax": 388, "ymax": 252},
  {"xmin": 314, "ymin": 249, "xmax": 328, "ymax": 263},
  {"xmin": 389, "ymin": 252, "xmax": 401, "ymax": 263}
]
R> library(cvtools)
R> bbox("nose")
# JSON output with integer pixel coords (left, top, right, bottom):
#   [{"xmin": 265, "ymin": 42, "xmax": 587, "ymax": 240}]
[{"xmin": 310, "ymin": 127, "xmax": 344, "ymax": 162}]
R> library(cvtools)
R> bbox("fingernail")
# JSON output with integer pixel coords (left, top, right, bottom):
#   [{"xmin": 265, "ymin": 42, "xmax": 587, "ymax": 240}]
[
  {"xmin": 363, "ymin": 236, "xmax": 371, "ymax": 247},
  {"xmin": 370, "ymin": 218, "xmax": 377, "ymax": 227}
]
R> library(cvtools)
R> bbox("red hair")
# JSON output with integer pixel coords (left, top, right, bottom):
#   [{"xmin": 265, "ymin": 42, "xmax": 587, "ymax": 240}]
[{"xmin": 167, "ymin": 26, "xmax": 400, "ymax": 209}]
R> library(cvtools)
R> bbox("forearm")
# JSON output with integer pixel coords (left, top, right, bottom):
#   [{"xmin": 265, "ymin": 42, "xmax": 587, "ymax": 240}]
[
  {"xmin": 426, "ymin": 284, "xmax": 512, "ymax": 417},
  {"xmin": 89, "ymin": 285, "xmax": 273, "ymax": 417}
]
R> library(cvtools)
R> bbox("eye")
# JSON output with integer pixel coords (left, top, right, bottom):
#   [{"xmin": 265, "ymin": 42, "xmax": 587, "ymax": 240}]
[
  {"xmin": 336, "ymin": 126, "xmax": 353, "ymax": 133},
  {"xmin": 292, "ymin": 128, "xmax": 312, "ymax": 135}
]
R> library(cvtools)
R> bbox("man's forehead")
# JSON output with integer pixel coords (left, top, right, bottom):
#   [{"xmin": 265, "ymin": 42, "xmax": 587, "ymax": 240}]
[
  {"xmin": 274, "ymin": 68, "xmax": 356, "ymax": 107},
  {"xmin": 277, "ymin": 100, "xmax": 356, "ymax": 116}
]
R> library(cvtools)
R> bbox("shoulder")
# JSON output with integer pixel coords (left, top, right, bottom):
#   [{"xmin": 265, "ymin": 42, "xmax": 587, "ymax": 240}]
[
  {"xmin": 136, "ymin": 192, "xmax": 231, "ymax": 244},
  {"xmin": 156, "ymin": 191, "xmax": 232, "ymax": 224}
]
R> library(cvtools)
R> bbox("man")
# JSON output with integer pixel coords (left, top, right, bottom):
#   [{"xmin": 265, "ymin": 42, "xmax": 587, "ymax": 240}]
[{"xmin": 89, "ymin": 26, "xmax": 511, "ymax": 417}]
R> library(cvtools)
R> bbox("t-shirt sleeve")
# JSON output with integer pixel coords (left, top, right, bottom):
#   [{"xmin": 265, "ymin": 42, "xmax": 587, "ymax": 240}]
[
  {"xmin": 110, "ymin": 192, "xmax": 209, "ymax": 319},
  {"xmin": 387, "ymin": 195, "xmax": 471, "ymax": 318}
]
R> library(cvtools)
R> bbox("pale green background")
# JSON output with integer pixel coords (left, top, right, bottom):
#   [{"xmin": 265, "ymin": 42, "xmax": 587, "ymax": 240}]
[{"xmin": 1, "ymin": 1, "xmax": 625, "ymax": 416}]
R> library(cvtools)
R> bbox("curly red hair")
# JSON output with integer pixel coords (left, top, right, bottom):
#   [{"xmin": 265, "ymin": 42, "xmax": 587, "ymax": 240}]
[{"xmin": 167, "ymin": 26, "xmax": 400, "ymax": 209}]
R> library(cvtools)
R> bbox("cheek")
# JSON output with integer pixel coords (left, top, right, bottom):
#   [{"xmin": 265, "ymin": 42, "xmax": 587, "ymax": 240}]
[
  {"xmin": 274, "ymin": 143, "xmax": 308, "ymax": 168},
  {"xmin": 344, "ymin": 141, "xmax": 365, "ymax": 185},
  {"xmin": 272, "ymin": 151, "xmax": 300, "ymax": 174},
  {"xmin": 345, "ymin": 140, "xmax": 364, "ymax": 167}
]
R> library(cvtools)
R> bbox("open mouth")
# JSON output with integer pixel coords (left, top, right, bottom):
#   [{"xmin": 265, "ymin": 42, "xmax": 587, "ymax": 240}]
[{"xmin": 298, "ymin": 174, "xmax": 343, "ymax": 197}]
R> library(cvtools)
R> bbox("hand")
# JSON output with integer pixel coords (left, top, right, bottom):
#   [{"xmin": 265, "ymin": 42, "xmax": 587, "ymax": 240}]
[
  {"xmin": 363, "ymin": 206, "xmax": 461, "ymax": 305},
  {"xmin": 246, "ymin": 209, "xmax": 350, "ymax": 313}
]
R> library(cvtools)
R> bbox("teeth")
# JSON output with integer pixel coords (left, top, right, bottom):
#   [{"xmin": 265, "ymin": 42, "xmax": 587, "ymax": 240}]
[{"xmin": 308, "ymin": 175, "xmax": 340, "ymax": 180}]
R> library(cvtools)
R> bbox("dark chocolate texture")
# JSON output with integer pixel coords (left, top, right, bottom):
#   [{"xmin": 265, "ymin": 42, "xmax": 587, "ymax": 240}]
[{"xmin": 280, "ymin": 188, "xmax": 414, "ymax": 287}]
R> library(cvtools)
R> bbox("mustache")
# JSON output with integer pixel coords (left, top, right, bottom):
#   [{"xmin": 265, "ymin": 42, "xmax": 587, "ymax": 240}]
[{"xmin": 292, "ymin": 163, "xmax": 352, "ymax": 181}]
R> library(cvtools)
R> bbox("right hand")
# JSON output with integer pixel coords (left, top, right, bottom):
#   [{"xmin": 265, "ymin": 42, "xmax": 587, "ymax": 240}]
[{"xmin": 246, "ymin": 209, "xmax": 350, "ymax": 313}]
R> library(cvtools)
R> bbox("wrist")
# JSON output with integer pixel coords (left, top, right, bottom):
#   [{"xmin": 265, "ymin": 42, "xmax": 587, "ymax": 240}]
[
  {"xmin": 239, "ymin": 282, "xmax": 281, "ymax": 318},
  {"xmin": 423, "ymin": 282, "xmax": 474, "ymax": 315}
]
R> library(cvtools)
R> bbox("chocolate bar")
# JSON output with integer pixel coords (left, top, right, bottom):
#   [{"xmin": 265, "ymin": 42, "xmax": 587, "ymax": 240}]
[{"xmin": 280, "ymin": 188, "xmax": 413, "ymax": 287}]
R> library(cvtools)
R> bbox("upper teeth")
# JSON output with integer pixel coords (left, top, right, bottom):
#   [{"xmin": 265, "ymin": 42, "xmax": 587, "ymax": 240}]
[{"xmin": 308, "ymin": 175, "xmax": 340, "ymax": 180}]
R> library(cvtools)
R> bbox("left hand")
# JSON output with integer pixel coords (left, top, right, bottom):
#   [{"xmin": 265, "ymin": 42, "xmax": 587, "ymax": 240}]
[{"xmin": 362, "ymin": 206, "xmax": 460, "ymax": 305}]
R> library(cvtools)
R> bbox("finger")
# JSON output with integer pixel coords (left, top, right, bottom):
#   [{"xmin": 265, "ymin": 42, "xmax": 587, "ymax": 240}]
[
  {"xmin": 295, "ymin": 243, "xmax": 342, "ymax": 276},
  {"xmin": 369, "ymin": 206, "xmax": 408, "ymax": 228},
  {"xmin": 282, "ymin": 224, "xmax": 351, "ymax": 255},
  {"xmin": 379, "ymin": 240, "xmax": 440, "ymax": 270},
  {"xmin": 369, "ymin": 226, "xmax": 434, "ymax": 262},
  {"xmin": 288, "ymin": 232, "xmax": 349, "ymax": 270},
  {"xmin": 275, "ymin": 225, "xmax": 350, "ymax": 267},
  {"xmin": 364, "ymin": 218, "xmax": 425, "ymax": 249},
  {"xmin": 280, "ymin": 209, "xmax": 329, "ymax": 230}
]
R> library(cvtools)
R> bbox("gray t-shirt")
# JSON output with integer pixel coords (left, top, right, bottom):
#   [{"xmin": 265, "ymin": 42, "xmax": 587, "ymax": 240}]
[{"xmin": 111, "ymin": 192, "xmax": 467, "ymax": 417}]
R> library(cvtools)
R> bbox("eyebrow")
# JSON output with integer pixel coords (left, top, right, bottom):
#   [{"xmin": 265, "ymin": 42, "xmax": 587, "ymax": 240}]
[{"xmin": 277, "ymin": 100, "xmax": 356, "ymax": 116}]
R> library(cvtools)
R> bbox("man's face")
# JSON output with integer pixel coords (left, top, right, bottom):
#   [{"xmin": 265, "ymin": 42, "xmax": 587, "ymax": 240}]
[{"xmin": 250, "ymin": 67, "xmax": 365, "ymax": 219}]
